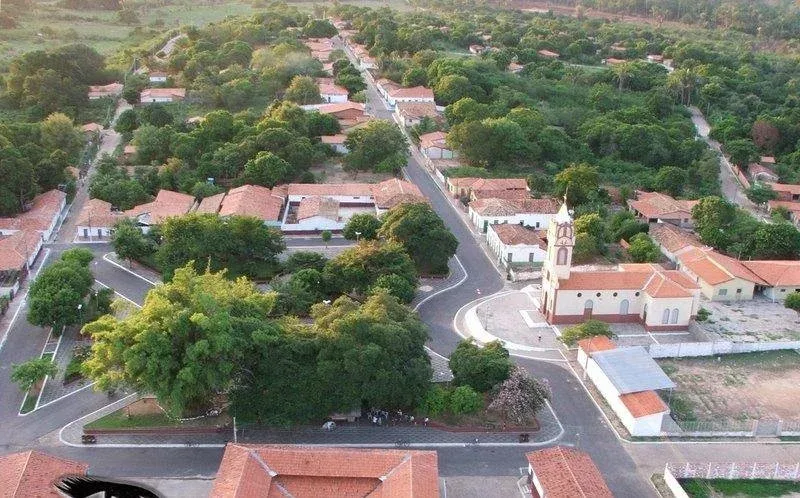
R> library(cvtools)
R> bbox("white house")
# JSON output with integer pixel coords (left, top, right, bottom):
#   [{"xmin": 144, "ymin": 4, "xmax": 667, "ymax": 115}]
[
  {"xmin": 316, "ymin": 78, "xmax": 349, "ymax": 103},
  {"xmin": 0, "ymin": 190, "xmax": 66, "ymax": 242},
  {"xmin": 525, "ymin": 447, "xmax": 612, "ymax": 498},
  {"xmin": 418, "ymin": 131, "xmax": 454, "ymax": 160},
  {"xmin": 140, "ymin": 88, "xmax": 186, "ymax": 103},
  {"xmin": 320, "ymin": 134, "xmax": 349, "ymax": 154},
  {"xmin": 468, "ymin": 197, "xmax": 560, "ymax": 234},
  {"xmin": 577, "ymin": 338, "xmax": 673, "ymax": 436},
  {"xmin": 75, "ymin": 198, "xmax": 122, "ymax": 241},
  {"xmin": 149, "ymin": 71, "xmax": 168, "ymax": 83},
  {"xmin": 394, "ymin": 102, "xmax": 438, "ymax": 128},
  {"xmin": 486, "ymin": 223, "xmax": 547, "ymax": 266},
  {"xmin": 386, "ymin": 86, "xmax": 434, "ymax": 108}
]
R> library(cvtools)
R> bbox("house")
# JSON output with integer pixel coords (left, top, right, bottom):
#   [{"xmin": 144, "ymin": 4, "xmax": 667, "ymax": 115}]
[
  {"xmin": 675, "ymin": 246, "xmax": 765, "ymax": 301},
  {"xmin": 446, "ymin": 177, "xmax": 528, "ymax": 200},
  {"xmin": 376, "ymin": 78, "xmax": 401, "ymax": 100},
  {"xmin": 647, "ymin": 223, "xmax": 702, "ymax": 262},
  {"xmin": 647, "ymin": 54, "xmax": 664, "ymax": 63},
  {"xmin": 315, "ymin": 77, "xmax": 349, "ymax": 103},
  {"xmin": 0, "ymin": 189, "xmax": 66, "ymax": 242},
  {"xmin": 419, "ymin": 131, "xmax": 454, "ymax": 160},
  {"xmin": 295, "ymin": 196, "xmax": 342, "ymax": 231},
  {"xmin": 81, "ymin": 122, "xmax": 103, "ymax": 136},
  {"xmin": 395, "ymin": 102, "xmax": 439, "ymax": 128},
  {"xmin": 87, "ymin": 82, "xmax": 123, "ymax": 99},
  {"xmin": 525, "ymin": 446, "xmax": 613, "ymax": 498},
  {"xmin": 740, "ymin": 261, "xmax": 800, "ymax": 301},
  {"xmin": 148, "ymin": 71, "xmax": 168, "ymax": 83},
  {"xmin": 577, "ymin": 338, "xmax": 673, "ymax": 436},
  {"xmin": 210, "ymin": 444, "xmax": 440, "ymax": 497},
  {"xmin": 627, "ymin": 191, "xmax": 698, "ymax": 228},
  {"xmin": 469, "ymin": 197, "xmax": 560, "ymax": 233},
  {"xmin": 768, "ymin": 200, "xmax": 800, "ymax": 227},
  {"xmin": 316, "ymin": 102, "xmax": 367, "ymax": 127},
  {"xmin": 196, "ymin": 185, "xmax": 285, "ymax": 227},
  {"xmin": 748, "ymin": 163, "xmax": 779, "ymax": 182},
  {"xmin": 122, "ymin": 144, "xmax": 137, "ymax": 162},
  {"xmin": 767, "ymin": 183, "xmax": 800, "ymax": 202},
  {"xmin": 386, "ymin": 86, "xmax": 435, "ymax": 108},
  {"xmin": 75, "ymin": 198, "xmax": 123, "ymax": 241},
  {"xmin": 469, "ymin": 44, "xmax": 485, "ymax": 54},
  {"xmin": 507, "ymin": 61, "xmax": 525, "ymax": 73},
  {"xmin": 0, "ymin": 230, "xmax": 43, "ymax": 273},
  {"xmin": 0, "ymin": 450, "xmax": 89, "ymax": 497},
  {"xmin": 537, "ymin": 49, "xmax": 560, "ymax": 59},
  {"xmin": 486, "ymin": 223, "xmax": 547, "ymax": 267},
  {"xmin": 125, "ymin": 189, "xmax": 196, "ymax": 232},
  {"xmin": 604, "ymin": 57, "xmax": 626, "ymax": 65},
  {"xmin": 139, "ymin": 88, "xmax": 186, "ymax": 103},
  {"xmin": 372, "ymin": 178, "xmax": 425, "ymax": 214},
  {"xmin": 540, "ymin": 203, "xmax": 701, "ymax": 330},
  {"xmin": 321, "ymin": 134, "xmax": 349, "ymax": 154}
]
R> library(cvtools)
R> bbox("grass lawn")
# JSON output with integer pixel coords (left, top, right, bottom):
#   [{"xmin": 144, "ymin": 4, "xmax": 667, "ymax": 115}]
[
  {"xmin": 86, "ymin": 406, "xmax": 229, "ymax": 430},
  {"xmin": 681, "ymin": 478, "xmax": 800, "ymax": 497},
  {"xmin": 20, "ymin": 393, "xmax": 37, "ymax": 414}
]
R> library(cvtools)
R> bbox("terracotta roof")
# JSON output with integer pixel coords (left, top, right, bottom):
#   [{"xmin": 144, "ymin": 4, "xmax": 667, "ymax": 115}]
[
  {"xmin": 469, "ymin": 198, "xmax": 558, "ymax": 217},
  {"xmin": 508, "ymin": 62, "xmax": 525, "ymax": 71},
  {"xmin": 219, "ymin": 185, "xmax": 284, "ymax": 222},
  {"xmin": 748, "ymin": 163, "xmax": 777, "ymax": 178},
  {"xmin": 196, "ymin": 192, "xmax": 226, "ymax": 214},
  {"xmin": 525, "ymin": 446, "xmax": 612, "ymax": 498},
  {"xmin": 150, "ymin": 71, "xmax": 168, "ymax": 77},
  {"xmin": 297, "ymin": 196, "xmax": 339, "ymax": 221},
  {"xmin": 140, "ymin": 88, "xmax": 186, "ymax": 100},
  {"xmin": 317, "ymin": 102, "xmax": 365, "ymax": 115},
  {"xmin": 537, "ymin": 49, "xmax": 560, "ymax": 58},
  {"xmin": 304, "ymin": 40, "xmax": 333, "ymax": 52},
  {"xmin": 577, "ymin": 336, "xmax": 616, "ymax": 354},
  {"xmin": 767, "ymin": 183, "xmax": 800, "ymax": 196},
  {"xmin": 88, "ymin": 82, "xmax": 123, "ymax": 96},
  {"xmin": 471, "ymin": 189, "xmax": 531, "ymax": 201},
  {"xmin": 768, "ymin": 200, "xmax": 800, "ymax": 214},
  {"xmin": 742, "ymin": 261, "xmax": 800, "ymax": 287},
  {"xmin": 605, "ymin": 57, "xmax": 626, "ymax": 65},
  {"xmin": 76, "ymin": 198, "xmax": 122, "ymax": 227},
  {"xmin": 395, "ymin": 102, "xmax": 438, "ymax": 120},
  {"xmin": 642, "ymin": 270, "xmax": 698, "ymax": 298},
  {"xmin": 0, "ymin": 450, "xmax": 88, "ymax": 497},
  {"xmin": 371, "ymin": 178, "xmax": 425, "ymax": 209},
  {"xmin": 619, "ymin": 390, "xmax": 669, "ymax": 417},
  {"xmin": 288, "ymin": 183, "xmax": 373, "ymax": 197},
  {"xmin": 678, "ymin": 247, "xmax": 767, "ymax": 286},
  {"xmin": 126, "ymin": 189, "xmax": 195, "ymax": 225},
  {"xmin": 211, "ymin": 444, "xmax": 440, "ymax": 498},
  {"xmin": 419, "ymin": 131, "xmax": 448, "ymax": 149},
  {"xmin": 389, "ymin": 86, "xmax": 434, "ymax": 99},
  {"xmin": 628, "ymin": 191, "xmax": 698, "ymax": 221},
  {"xmin": 0, "ymin": 190, "xmax": 65, "ymax": 234},
  {"xmin": 0, "ymin": 230, "xmax": 41, "ymax": 271},
  {"xmin": 648, "ymin": 223, "xmax": 701, "ymax": 254},
  {"xmin": 761, "ymin": 156, "xmax": 776, "ymax": 164},
  {"xmin": 316, "ymin": 78, "xmax": 349, "ymax": 96},
  {"xmin": 320, "ymin": 134, "xmax": 347, "ymax": 144},
  {"xmin": 81, "ymin": 122, "xmax": 103, "ymax": 133},
  {"xmin": 449, "ymin": 177, "xmax": 528, "ymax": 191},
  {"xmin": 489, "ymin": 224, "xmax": 545, "ymax": 247},
  {"xmin": 377, "ymin": 79, "xmax": 401, "ymax": 93}
]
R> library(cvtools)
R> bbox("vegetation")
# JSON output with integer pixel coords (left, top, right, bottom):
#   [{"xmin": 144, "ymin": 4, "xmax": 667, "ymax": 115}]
[
  {"xmin": 784, "ymin": 292, "xmax": 800, "ymax": 315},
  {"xmin": 379, "ymin": 203, "xmax": 458, "ymax": 275},
  {"xmin": 344, "ymin": 120, "xmax": 408, "ymax": 173},
  {"xmin": 449, "ymin": 339, "xmax": 513, "ymax": 393},
  {"xmin": 11, "ymin": 357, "xmax": 57, "ymax": 392},
  {"xmin": 27, "ymin": 249, "xmax": 95, "ymax": 330},
  {"xmin": 560, "ymin": 319, "xmax": 614, "ymax": 346},
  {"xmin": 342, "ymin": 213, "xmax": 382, "ymax": 241},
  {"xmin": 680, "ymin": 478, "xmax": 800, "ymax": 498},
  {"xmin": 488, "ymin": 366, "xmax": 551, "ymax": 425},
  {"xmin": 627, "ymin": 233, "xmax": 662, "ymax": 263}
]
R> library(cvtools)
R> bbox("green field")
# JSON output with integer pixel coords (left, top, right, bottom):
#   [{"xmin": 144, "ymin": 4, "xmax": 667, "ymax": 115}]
[
  {"xmin": 86, "ymin": 406, "xmax": 228, "ymax": 429},
  {"xmin": 681, "ymin": 478, "xmax": 800, "ymax": 497}
]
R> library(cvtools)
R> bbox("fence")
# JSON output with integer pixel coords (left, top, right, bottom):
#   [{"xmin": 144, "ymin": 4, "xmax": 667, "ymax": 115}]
[
  {"xmin": 666, "ymin": 418, "xmax": 800, "ymax": 438},
  {"xmin": 666, "ymin": 462, "xmax": 800, "ymax": 481},
  {"xmin": 647, "ymin": 340, "xmax": 800, "ymax": 359}
]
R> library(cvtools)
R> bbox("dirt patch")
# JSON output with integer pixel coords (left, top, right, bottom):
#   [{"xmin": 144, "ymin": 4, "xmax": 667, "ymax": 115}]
[
  {"xmin": 695, "ymin": 298, "xmax": 800, "ymax": 342},
  {"xmin": 309, "ymin": 160, "xmax": 394, "ymax": 184},
  {"xmin": 659, "ymin": 351, "xmax": 800, "ymax": 421}
]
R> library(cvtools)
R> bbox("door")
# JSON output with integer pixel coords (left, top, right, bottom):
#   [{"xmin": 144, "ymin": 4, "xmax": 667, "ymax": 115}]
[
  {"xmin": 482, "ymin": 220, "xmax": 488, "ymax": 233},
  {"xmin": 583, "ymin": 300, "xmax": 593, "ymax": 319},
  {"xmin": 619, "ymin": 299, "xmax": 629, "ymax": 316},
  {"xmin": 83, "ymin": 228, "xmax": 88, "ymax": 237}
]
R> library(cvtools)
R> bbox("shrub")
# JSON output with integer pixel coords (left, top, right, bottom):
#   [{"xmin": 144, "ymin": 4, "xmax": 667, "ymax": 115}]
[
  {"xmin": 419, "ymin": 385, "xmax": 450, "ymax": 416},
  {"xmin": 448, "ymin": 385, "xmax": 483, "ymax": 415},
  {"xmin": 560, "ymin": 319, "xmax": 613, "ymax": 346},
  {"xmin": 449, "ymin": 339, "xmax": 512, "ymax": 392}
]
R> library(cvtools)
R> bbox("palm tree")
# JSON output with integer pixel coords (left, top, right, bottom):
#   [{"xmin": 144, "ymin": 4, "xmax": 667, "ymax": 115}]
[
  {"xmin": 668, "ymin": 67, "xmax": 698, "ymax": 105},
  {"xmin": 612, "ymin": 62, "xmax": 633, "ymax": 92}
]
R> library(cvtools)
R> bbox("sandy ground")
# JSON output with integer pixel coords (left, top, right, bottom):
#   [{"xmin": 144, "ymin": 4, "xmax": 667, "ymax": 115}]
[
  {"xmin": 659, "ymin": 351, "xmax": 800, "ymax": 420},
  {"xmin": 309, "ymin": 161, "xmax": 394, "ymax": 184}
]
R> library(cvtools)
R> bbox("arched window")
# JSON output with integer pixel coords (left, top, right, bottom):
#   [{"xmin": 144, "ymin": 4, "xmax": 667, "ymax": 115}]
[
  {"xmin": 619, "ymin": 299, "xmax": 629, "ymax": 315},
  {"xmin": 556, "ymin": 247, "xmax": 568, "ymax": 265},
  {"xmin": 670, "ymin": 308, "xmax": 679, "ymax": 324},
  {"xmin": 584, "ymin": 299, "xmax": 594, "ymax": 310},
  {"xmin": 661, "ymin": 308, "xmax": 670, "ymax": 324}
]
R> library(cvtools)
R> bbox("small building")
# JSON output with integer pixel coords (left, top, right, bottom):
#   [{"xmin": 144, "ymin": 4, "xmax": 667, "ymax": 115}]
[
  {"xmin": 486, "ymin": 223, "xmax": 547, "ymax": 266},
  {"xmin": 647, "ymin": 54, "xmax": 664, "ymax": 63},
  {"xmin": 627, "ymin": 191, "xmax": 698, "ymax": 228},
  {"xmin": 316, "ymin": 101, "xmax": 367, "ymax": 127},
  {"xmin": 0, "ymin": 230, "xmax": 43, "ymax": 273},
  {"xmin": 767, "ymin": 182, "xmax": 800, "ymax": 202},
  {"xmin": 216, "ymin": 184, "xmax": 284, "ymax": 227},
  {"xmin": 376, "ymin": 78, "xmax": 401, "ymax": 100},
  {"xmin": 761, "ymin": 155, "xmax": 776, "ymax": 165},
  {"xmin": 577, "ymin": 339, "xmax": 673, "ymax": 437},
  {"xmin": 0, "ymin": 190, "xmax": 66, "ymax": 242},
  {"xmin": 75, "ymin": 198, "xmax": 123, "ymax": 241},
  {"xmin": 125, "ymin": 189, "xmax": 196, "ymax": 232},
  {"xmin": 148, "ymin": 71, "xmax": 168, "ymax": 83},
  {"xmin": 604, "ymin": 57, "xmax": 627, "ymax": 65},
  {"xmin": 315, "ymin": 77, "xmax": 349, "ymax": 103},
  {"xmin": 469, "ymin": 197, "xmax": 560, "ymax": 234},
  {"xmin": 748, "ymin": 163, "xmax": 779, "ymax": 182},
  {"xmin": 507, "ymin": 61, "xmax": 525, "ymax": 73},
  {"xmin": 81, "ymin": 122, "xmax": 103, "ymax": 136},
  {"xmin": 446, "ymin": 177, "xmax": 528, "ymax": 200},
  {"xmin": 419, "ymin": 131, "xmax": 454, "ymax": 160},
  {"xmin": 372, "ymin": 178, "xmax": 425, "ymax": 214},
  {"xmin": 395, "ymin": 102, "xmax": 438, "ymax": 128},
  {"xmin": 87, "ymin": 82, "xmax": 123, "ymax": 99},
  {"xmin": 386, "ymin": 86, "xmax": 435, "ymax": 108},
  {"xmin": 469, "ymin": 44, "xmax": 485, "ymax": 54},
  {"xmin": 676, "ymin": 246, "xmax": 765, "ymax": 301},
  {"xmin": 525, "ymin": 446, "xmax": 613, "ymax": 498},
  {"xmin": 740, "ymin": 261, "xmax": 800, "ymax": 301},
  {"xmin": 139, "ymin": 88, "xmax": 186, "ymax": 103},
  {"xmin": 647, "ymin": 223, "xmax": 702, "ymax": 263},
  {"xmin": 210, "ymin": 444, "xmax": 440, "ymax": 497},
  {"xmin": 537, "ymin": 49, "xmax": 560, "ymax": 59},
  {"xmin": 321, "ymin": 134, "xmax": 349, "ymax": 154},
  {"xmin": 768, "ymin": 200, "xmax": 800, "ymax": 227},
  {"xmin": 0, "ymin": 450, "xmax": 88, "ymax": 497}
]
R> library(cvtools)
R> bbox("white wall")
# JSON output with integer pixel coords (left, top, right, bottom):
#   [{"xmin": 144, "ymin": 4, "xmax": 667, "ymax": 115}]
[
  {"xmin": 663, "ymin": 467, "xmax": 690, "ymax": 498},
  {"xmin": 321, "ymin": 94, "xmax": 348, "ymax": 103},
  {"xmin": 282, "ymin": 215, "xmax": 343, "ymax": 232},
  {"xmin": 554, "ymin": 288, "xmax": 643, "ymax": 318},
  {"xmin": 468, "ymin": 208, "xmax": 555, "ymax": 234},
  {"xmin": 648, "ymin": 340, "xmax": 800, "ymax": 358},
  {"xmin": 76, "ymin": 225, "xmax": 114, "ymax": 240},
  {"xmin": 764, "ymin": 285, "xmax": 800, "ymax": 301},
  {"xmin": 421, "ymin": 146, "xmax": 454, "ymax": 160},
  {"xmin": 287, "ymin": 194, "xmax": 373, "ymax": 204},
  {"xmin": 486, "ymin": 227, "xmax": 546, "ymax": 264}
]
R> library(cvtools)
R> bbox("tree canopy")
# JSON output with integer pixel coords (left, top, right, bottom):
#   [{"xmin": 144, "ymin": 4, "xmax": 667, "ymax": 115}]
[{"xmin": 379, "ymin": 202, "xmax": 458, "ymax": 275}]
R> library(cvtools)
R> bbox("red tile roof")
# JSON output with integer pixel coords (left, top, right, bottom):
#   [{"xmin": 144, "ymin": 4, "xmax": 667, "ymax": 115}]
[
  {"xmin": 297, "ymin": 196, "xmax": 339, "ymax": 221},
  {"xmin": 140, "ymin": 88, "xmax": 186, "ymax": 100},
  {"xmin": 317, "ymin": 102, "xmax": 365, "ymax": 115},
  {"xmin": 76, "ymin": 198, "xmax": 123, "ymax": 227},
  {"xmin": 768, "ymin": 200, "xmax": 800, "ymax": 214},
  {"xmin": 628, "ymin": 191, "xmax": 698, "ymax": 221},
  {"xmin": 219, "ymin": 185, "xmax": 284, "ymax": 222},
  {"xmin": 748, "ymin": 163, "xmax": 777, "ymax": 179},
  {"xmin": 388, "ymin": 86, "xmax": 434, "ymax": 99},
  {"xmin": 320, "ymin": 134, "xmax": 347, "ymax": 145},
  {"xmin": 449, "ymin": 177, "xmax": 528, "ymax": 191},
  {"xmin": 471, "ymin": 189, "xmax": 532, "ymax": 201},
  {"xmin": 210, "ymin": 444, "xmax": 440, "ymax": 498},
  {"xmin": 316, "ymin": 78, "xmax": 349, "ymax": 96},
  {"xmin": 526, "ymin": 446, "xmax": 612, "ymax": 498},
  {"xmin": 559, "ymin": 264, "xmax": 697, "ymax": 297},
  {"xmin": 577, "ymin": 336, "xmax": 616, "ymax": 354},
  {"xmin": 0, "ymin": 190, "xmax": 65, "ymax": 234},
  {"xmin": 469, "ymin": 198, "xmax": 559, "ymax": 217},
  {"xmin": 0, "ymin": 450, "xmax": 88, "ymax": 497},
  {"xmin": 196, "ymin": 192, "xmax": 226, "ymax": 214},
  {"xmin": 0, "ymin": 230, "xmax": 41, "ymax": 271},
  {"xmin": 125, "ymin": 189, "xmax": 195, "ymax": 225},
  {"xmin": 81, "ymin": 122, "xmax": 103, "ymax": 133},
  {"xmin": 761, "ymin": 156, "xmax": 776, "ymax": 164},
  {"xmin": 371, "ymin": 178, "xmax": 425, "ymax": 210},
  {"xmin": 648, "ymin": 223, "xmax": 701, "ymax": 254},
  {"xmin": 395, "ymin": 102, "xmax": 438, "ymax": 120},
  {"xmin": 620, "ymin": 390, "xmax": 669, "ymax": 417},
  {"xmin": 418, "ymin": 131, "xmax": 448, "ymax": 149},
  {"xmin": 490, "ymin": 224, "xmax": 545, "ymax": 247},
  {"xmin": 678, "ymin": 247, "xmax": 767, "ymax": 286},
  {"xmin": 768, "ymin": 183, "xmax": 800, "ymax": 196},
  {"xmin": 741, "ymin": 261, "xmax": 800, "ymax": 287},
  {"xmin": 287, "ymin": 183, "xmax": 373, "ymax": 197},
  {"xmin": 537, "ymin": 49, "xmax": 560, "ymax": 58}
]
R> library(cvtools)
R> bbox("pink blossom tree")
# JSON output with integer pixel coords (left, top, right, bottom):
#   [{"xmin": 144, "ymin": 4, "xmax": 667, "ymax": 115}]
[{"xmin": 488, "ymin": 367, "xmax": 551, "ymax": 425}]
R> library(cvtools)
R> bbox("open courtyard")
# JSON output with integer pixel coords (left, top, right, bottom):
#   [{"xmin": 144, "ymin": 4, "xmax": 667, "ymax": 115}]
[
  {"xmin": 694, "ymin": 297, "xmax": 800, "ymax": 342},
  {"xmin": 658, "ymin": 351, "xmax": 800, "ymax": 422}
]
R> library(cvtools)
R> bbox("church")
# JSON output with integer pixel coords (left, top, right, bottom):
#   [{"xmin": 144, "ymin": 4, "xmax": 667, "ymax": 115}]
[{"xmin": 540, "ymin": 204, "xmax": 701, "ymax": 330}]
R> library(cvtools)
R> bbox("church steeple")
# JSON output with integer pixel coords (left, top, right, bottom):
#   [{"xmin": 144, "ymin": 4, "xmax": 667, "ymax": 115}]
[{"xmin": 545, "ymin": 202, "xmax": 574, "ymax": 281}]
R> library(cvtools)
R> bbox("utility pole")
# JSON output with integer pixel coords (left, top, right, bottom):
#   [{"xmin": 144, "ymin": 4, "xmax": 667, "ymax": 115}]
[{"xmin": 233, "ymin": 416, "xmax": 238, "ymax": 443}]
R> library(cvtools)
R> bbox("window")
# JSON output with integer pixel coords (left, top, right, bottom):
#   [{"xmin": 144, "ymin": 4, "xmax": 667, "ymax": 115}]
[
  {"xmin": 577, "ymin": 293, "xmax": 582, "ymax": 297},
  {"xmin": 529, "ymin": 253, "xmax": 535, "ymax": 263},
  {"xmin": 613, "ymin": 292, "xmax": 618, "ymax": 297},
  {"xmin": 507, "ymin": 252, "xmax": 513, "ymax": 262},
  {"xmin": 781, "ymin": 289, "xmax": 786, "ymax": 292},
  {"xmin": 535, "ymin": 222, "xmax": 540, "ymax": 228},
  {"xmin": 556, "ymin": 247, "xmax": 568, "ymax": 265},
  {"xmin": 584, "ymin": 300, "xmax": 593, "ymax": 309},
  {"xmin": 662, "ymin": 308, "xmax": 670, "ymax": 324},
  {"xmin": 596, "ymin": 292, "xmax": 601, "ymax": 297},
  {"xmin": 736, "ymin": 288, "xmax": 742, "ymax": 294},
  {"xmin": 719, "ymin": 288, "xmax": 728, "ymax": 296},
  {"xmin": 670, "ymin": 308, "xmax": 679, "ymax": 324}
]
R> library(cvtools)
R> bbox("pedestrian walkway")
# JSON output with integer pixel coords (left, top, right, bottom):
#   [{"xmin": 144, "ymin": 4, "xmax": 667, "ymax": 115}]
[{"xmin": 38, "ymin": 325, "xmax": 93, "ymax": 407}]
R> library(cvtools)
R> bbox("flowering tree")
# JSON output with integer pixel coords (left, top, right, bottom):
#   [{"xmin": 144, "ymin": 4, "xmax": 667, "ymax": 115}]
[{"xmin": 488, "ymin": 367, "xmax": 551, "ymax": 425}]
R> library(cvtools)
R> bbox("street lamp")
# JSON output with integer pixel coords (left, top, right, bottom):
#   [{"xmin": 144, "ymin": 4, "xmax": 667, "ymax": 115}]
[
  {"xmin": 77, "ymin": 303, "xmax": 83, "ymax": 324},
  {"xmin": 355, "ymin": 231, "xmax": 361, "ymax": 242}
]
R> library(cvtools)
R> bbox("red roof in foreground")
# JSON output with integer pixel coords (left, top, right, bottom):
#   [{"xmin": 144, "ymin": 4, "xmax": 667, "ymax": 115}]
[
  {"xmin": 577, "ymin": 336, "xmax": 616, "ymax": 354},
  {"xmin": 620, "ymin": 390, "xmax": 669, "ymax": 417},
  {"xmin": 0, "ymin": 450, "xmax": 88, "ymax": 497},
  {"xmin": 210, "ymin": 444, "xmax": 440, "ymax": 498},
  {"xmin": 526, "ymin": 446, "xmax": 612, "ymax": 498}
]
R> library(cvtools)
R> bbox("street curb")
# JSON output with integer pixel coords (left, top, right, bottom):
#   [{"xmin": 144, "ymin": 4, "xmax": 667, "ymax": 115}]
[{"xmin": 102, "ymin": 252, "xmax": 160, "ymax": 286}]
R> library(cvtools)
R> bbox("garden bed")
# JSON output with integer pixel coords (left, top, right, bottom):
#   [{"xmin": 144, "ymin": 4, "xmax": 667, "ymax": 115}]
[
  {"xmin": 679, "ymin": 478, "xmax": 800, "ymax": 497},
  {"xmin": 85, "ymin": 408, "xmax": 229, "ymax": 434}
]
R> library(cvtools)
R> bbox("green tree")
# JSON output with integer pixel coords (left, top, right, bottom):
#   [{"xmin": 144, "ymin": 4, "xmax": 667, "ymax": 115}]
[
  {"xmin": 725, "ymin": 139, "xmax": 758, "ymax": 168},
  {"xmin": 111, "ymin": 218, "xmax": 153, "ymax": 267},
  {"xmin": 655, "ymin": 166, "xmax": 687, "ymax": 197},
  {"xmin": 284, "ymin": 251, "xmax": 327, "ymax": 273},
  {"xmin": 342, "ymin": 213, "xmax": 381, "ymax": 241},
  {"xmin": 746, "ymin": 183, "xmax": 777, "ymax": 205},
  {"xmin": 572, "ymin": 232, "xmax": 599, "ymax": 264},
  {"xmin": 371, "ymin": 273, "xmax": 415, "ymax": 304},
  {"xmin": 784, "ymin": 292, "xmax": 800, "ymax": 315},
  {"xmin": 139, "ymin": 104, "xmax": 173, "ymax": 128},
  {"xmin": 419, "ymin": 385, "xmax": 450, "ymax": 416},
  {"xmin": 344, "ymin": 120, "xmax": 408, "ymax": 173},
  {"xmin": 11, "ymin": 358, "xmax": 57, "ymax": 392},
  {"xmin": 449, "ymin": 385, "xmax": 483, "ymax": 415},
  {"xmin": 488, "ymin": 366, "xmax": 551, "ymax": 425},
  {"xmin": 554, "ymin": 163, "xmax": 600, "ymax": 206},
  {"xmin": 114, "ymin": 109, "xmax": 139, "ymax": 133},
  {"xmin": 34, "ymin": 150, "xmax": 68, "ymax": 192},
  {"xmin": 448, "ymin": 339, "xmax": 512, "ymax": 392},
  {"xmin": 434, "ymin": 74, "xmax": 477, "ymax": 106},
  {"xmin": 747, "ymin": 222, "xmax": 800, "ymax": 260},
  {"xmin": 284, "ymin": 75, "xmax": 322, "ymax": 105},
  {"xmin": 302, "ymin": 19, "xmax": 337, "ymax": 38},
  {"xmin": 692, "ymin": 196, "xmax": 737, "ymax": 249},
  {"xmin": 41, "ymin": 112, "xmax": 82, "ymax": 160},
  {"xmin": 401, "ymin": 67, "xmax": 428, "ymax": 87},
  {"xmin": 560, "ymin": 319, "xmax": 613, "ymax": 346},
  {"xmin": 0, "ymin": 148, "xmax": 36, "ymax": 215},
  {"xmin": 321, "ymin": 230, "xmax": 332, "ymax": 247},
  {"xmin": 628, "ymin": 233, "xmax": 662, "ymax": 263},
  {"xmin": 323, "ymin": 241, "xmax": 417, "ymax": 296},
  {"xmin": 241, "ymin": 151, "xmax": 291, "ymax": 187},
  {"xmin": 27, "ymin": 250, "xmax": 94, "ymax": 329},
  {"xmin": 378, "ymin": 203, "xmax": 458, "ymax": 275}
]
